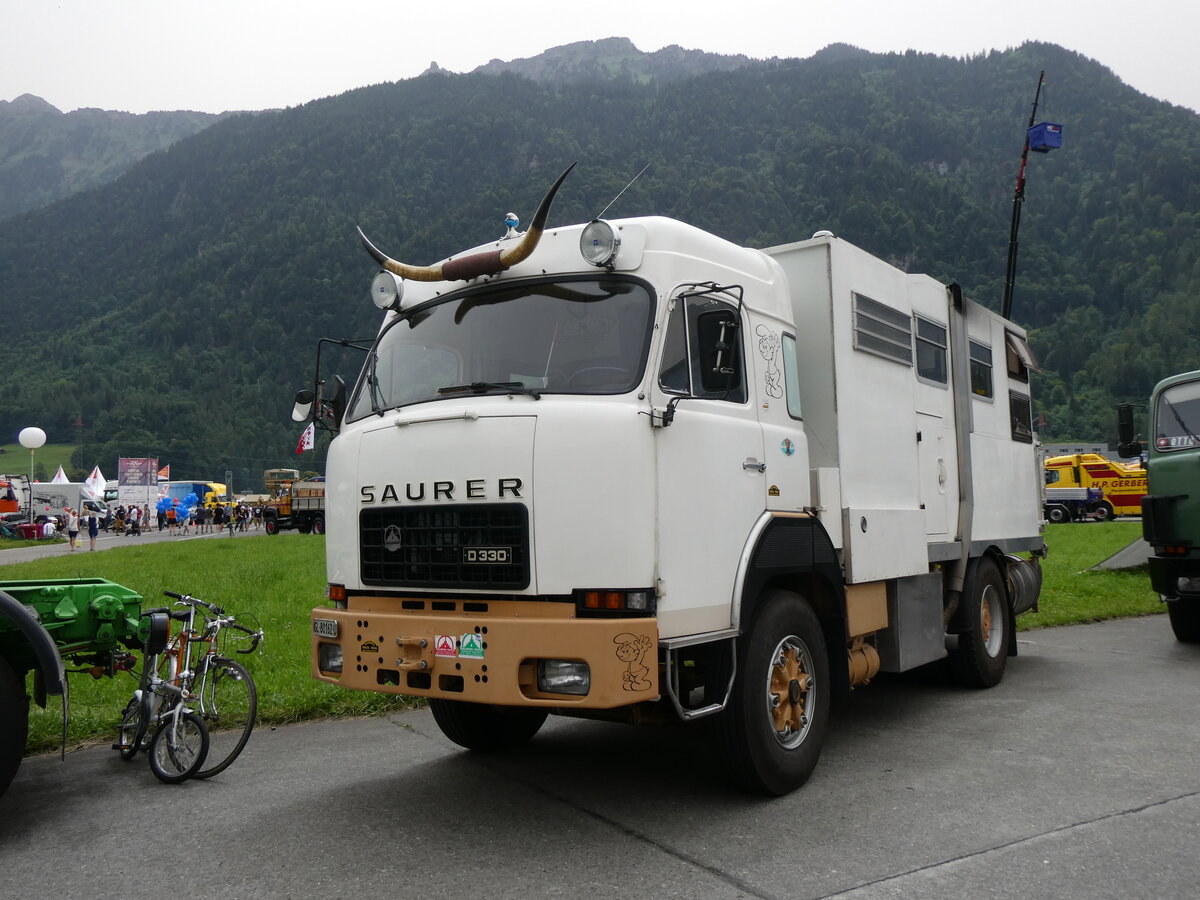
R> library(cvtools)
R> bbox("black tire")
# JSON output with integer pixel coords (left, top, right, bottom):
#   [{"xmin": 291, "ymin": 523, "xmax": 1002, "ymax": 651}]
[
  {"xmin": 716, "ymin": 590, "xmax": 831, "ymax": 796},
  {"xmin": 1046, "ymin": 504, "xmax": 1069, "ymax": 524},
  {"xmin": 428, "ymin": 699, "xmax": 548, "ymax": 752},
  {"xmin": 148, "ymin": 711, "xmax": 209, "ymax": 783},
  {"xmin": 193, "ymin": 658, "xmax": 257, "ymax": 778},
  {"xmin": 311, "ymin": 516, "xmax": 325, "ymax": 535},
  {"xmin": 1167, "ymin": 601, "xmax": 1200, "ymax": 643},
  {"xmin": 1093, "ymin": 502, "xmax": 1115, "ymax": 522},
  {"xmin": 0, "ymin": 656, "xmax": 28, "ymax": 797},
  {"xmin": 948, "ymin": 556, "xmax": 1011, "ymax": 688},
  {"xmin": 264, "ymin": 515, "xmax": 279, "ymax": 536},
  {"xmin": 116, "ymin": 694, "xmax": 150, "ymax": 760}
]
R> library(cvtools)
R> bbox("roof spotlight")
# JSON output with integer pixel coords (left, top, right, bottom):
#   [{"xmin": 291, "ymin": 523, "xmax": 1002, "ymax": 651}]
[{"xmin": 580, "ymin": 219, "xmax": 621, "ymax": 268}]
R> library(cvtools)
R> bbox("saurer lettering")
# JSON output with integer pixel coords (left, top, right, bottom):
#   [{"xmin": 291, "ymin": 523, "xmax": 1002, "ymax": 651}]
[{"xmin": 360, "ymin": 478, "xmax": 523, "ymax": 504}]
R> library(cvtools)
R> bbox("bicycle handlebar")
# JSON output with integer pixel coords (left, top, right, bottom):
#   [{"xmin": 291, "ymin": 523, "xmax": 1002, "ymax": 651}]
[{"xmin": 162, "ymin": 590, "xmax": 222, "ymax": 614}]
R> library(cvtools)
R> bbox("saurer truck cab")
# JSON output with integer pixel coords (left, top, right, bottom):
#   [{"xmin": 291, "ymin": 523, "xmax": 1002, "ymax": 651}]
[{"xmin": 303, "ymin": 166, "xmax": 1045, "ymax": 794}]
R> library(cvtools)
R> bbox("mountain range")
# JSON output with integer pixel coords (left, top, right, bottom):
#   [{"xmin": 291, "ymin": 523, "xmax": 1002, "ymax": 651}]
[{"xmin": 0, "ymin": 38, "xmax": 1197, "ymax": 488}]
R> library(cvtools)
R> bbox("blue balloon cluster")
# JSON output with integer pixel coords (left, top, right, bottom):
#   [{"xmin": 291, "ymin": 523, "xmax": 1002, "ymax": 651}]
[{"xmin": 156, "ymin": 492, "xmax": 201, "ymax": 520}]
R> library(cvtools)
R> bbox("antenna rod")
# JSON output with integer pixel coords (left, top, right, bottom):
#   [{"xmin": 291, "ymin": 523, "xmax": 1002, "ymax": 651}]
[
  {"xmin": 594, "ymin": 162, "xmax": 651, "ymax": 220},
  {"xmin": 1001, "ymin": 71, "xmax": 1045, "ymax": 321}
]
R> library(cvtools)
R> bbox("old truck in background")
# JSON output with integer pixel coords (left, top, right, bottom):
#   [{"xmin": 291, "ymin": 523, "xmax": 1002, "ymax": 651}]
[
  {"xmin": 262, "ymin": 477, "xmax": 326, "ymax": 535},
  {"xmin": 1119, "ymin": 372, "xmax": 1200, "ymax": 642}
]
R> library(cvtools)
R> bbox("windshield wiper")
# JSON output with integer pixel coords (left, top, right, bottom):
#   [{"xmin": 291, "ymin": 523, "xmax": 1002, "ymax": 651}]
[
  {"xmin": 437, "ymin": 381, "xmax": 541, "ymax": 400},
  {"xmin": 367, "ymin": 352, "xmax": 386, "ymax": 416},
  {"xmin": 1164, "ymin": 397, "xmax": 1200, "ymax": 445}
]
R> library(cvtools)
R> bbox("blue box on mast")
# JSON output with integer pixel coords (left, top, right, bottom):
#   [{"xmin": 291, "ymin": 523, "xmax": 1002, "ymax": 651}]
[{"xmin": 1027, "ymin": 122, "xmax": 1062, "ymax": 152}]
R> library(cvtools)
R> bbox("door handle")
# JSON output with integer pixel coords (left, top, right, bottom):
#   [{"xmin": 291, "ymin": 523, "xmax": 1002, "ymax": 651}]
[{"xmin": 743, "ymin": 459, "xmax": 766, "ymax": 473}]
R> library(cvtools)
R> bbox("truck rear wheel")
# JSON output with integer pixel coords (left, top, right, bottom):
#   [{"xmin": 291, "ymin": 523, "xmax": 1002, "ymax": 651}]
[
  {"xmin": 1167, "ymin": 600, "xmax": 1200, "ymax": 643},
  {"xmin": 716, "ymin": 590, "xmax": 830, "ymax": 795},
  {"xmin": 1046, "ymin": 504, "xmax": 1069, "ymax": 524},
  {"xmin": 948, "ymin": 556, "xmax": 1010, "ymax": 688},
  {"xmin": 428, "ymin": 699, "xmax": 548, "ymax": 752},
  {"xmin": 0, "ymin": 655, "xmax": 28, "ymax": 797},
  {"xmin": 311, "ymin": 516, "xmax": 325, "ymax": 535},
  {"xmin": 264, "ymin": 515, "xmax": 279, "ymax": 536}
]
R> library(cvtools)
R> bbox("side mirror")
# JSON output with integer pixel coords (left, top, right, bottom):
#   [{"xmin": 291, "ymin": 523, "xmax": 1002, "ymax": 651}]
[
  {"xmin": 326, "ymin": 374, "xmax": 350, "ymax": 429},
  {"xmin": 292, "ymin": 389, "xmax": 315, "ymax": 423},
  {"xmin": 1116, "ymin": 404, "xmax": 1142, "ymax": 458}
]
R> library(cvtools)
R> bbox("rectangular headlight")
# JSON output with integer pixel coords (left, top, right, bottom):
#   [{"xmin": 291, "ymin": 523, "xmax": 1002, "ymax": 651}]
[
  {"xmin": 318, "ymin": 642, "xmax": 344, "ymax": 673},
  {"xmin": 537, "ymin": 659, "xmax": 590, "ymax": 696},
  {"xmin": 1177, "ymin": 577, "xmax": 1200, "ymax": 594}
]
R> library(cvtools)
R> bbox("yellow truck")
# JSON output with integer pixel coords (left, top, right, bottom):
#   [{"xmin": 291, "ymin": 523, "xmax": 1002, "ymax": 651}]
[
  {"xmin": 1043, "ymin": 453, "xmax": 1146, "ymax": 521},
  {"xmin": 262, "ymin": 478, "xmax": 325, "ymax": 535}
]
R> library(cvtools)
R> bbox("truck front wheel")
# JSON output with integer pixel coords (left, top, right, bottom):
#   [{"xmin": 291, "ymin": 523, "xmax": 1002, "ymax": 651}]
[
  {"xmin": 948, "ymin": 556, "xmax": 1011, "ymax": 688},
  {"xmin": 428, "ymin": 699, "xmax": 548, "ymax": 752},
  {"xmin": 264, "ymin": 515, "xmax": 279, "ymax": 536},
  {"xmin": 1167, "ymin": 600, "xmax": 1200, "ymax": 643},
  {"xmin": 717, "ymin": 590, "xmax": 830, "ymax": 796},
  {"xmin": 0, "ymin": 655, "xmax": 28, "ymax": 797}
]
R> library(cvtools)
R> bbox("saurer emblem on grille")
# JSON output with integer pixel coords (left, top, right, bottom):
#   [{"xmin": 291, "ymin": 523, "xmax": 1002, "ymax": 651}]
[{"xmin": 383, "ymin": 524, "xmax": 403, "ymax": 552}]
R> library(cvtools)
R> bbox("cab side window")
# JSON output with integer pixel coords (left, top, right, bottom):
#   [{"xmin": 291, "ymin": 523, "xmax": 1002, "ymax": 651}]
[{"xmin": 658, "ymin": 295, "xmax": 746, "ymax": 403}]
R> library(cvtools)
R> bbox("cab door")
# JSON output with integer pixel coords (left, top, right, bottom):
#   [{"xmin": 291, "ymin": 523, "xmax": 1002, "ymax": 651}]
[{"xmin": 651, "ymin": 288, "xmax": 764, "ymax": 637}]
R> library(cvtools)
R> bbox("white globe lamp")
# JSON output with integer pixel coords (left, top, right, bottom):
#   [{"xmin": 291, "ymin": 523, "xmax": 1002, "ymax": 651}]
[{"xmin": 18, "ymin": 427, "xmax": 47, "ymax": 524}]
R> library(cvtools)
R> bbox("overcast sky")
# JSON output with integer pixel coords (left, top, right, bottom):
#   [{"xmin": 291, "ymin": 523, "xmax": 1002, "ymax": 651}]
[{"xmin": 3, "ymin": 0, "xmax": 1197, "ymax": 115}]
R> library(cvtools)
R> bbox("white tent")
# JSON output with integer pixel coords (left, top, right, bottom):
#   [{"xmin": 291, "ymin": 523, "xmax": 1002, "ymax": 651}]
[
  {"xmin": 85, "ymin": 466, "xmax": 107, "ymax": 499},
  {"xmin": 50, "ymin": 465, "xmax": 69, "ymax": 484}
]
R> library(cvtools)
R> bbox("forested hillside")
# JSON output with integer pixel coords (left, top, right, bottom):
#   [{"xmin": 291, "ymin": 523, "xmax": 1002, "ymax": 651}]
[
  {"xmin": 0, "ymin": 94, "xmax": 225, "ymax": 221},
  {"xmin": 0, "ymin": 40, "xmax": 1196, "ymax": 486}
]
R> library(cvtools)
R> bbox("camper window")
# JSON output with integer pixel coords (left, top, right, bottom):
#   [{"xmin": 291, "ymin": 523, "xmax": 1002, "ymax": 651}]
[
  {"xmin": 1009, "ymin": 392, "xmax": 1033, "ymax": 443},
  {"xmin": 914, "ymin": 316, "xmax": 948, "ymax": 386},
  {"xmin": 969, "ymin": 340, "xmax": 993, "ymax": 400}
]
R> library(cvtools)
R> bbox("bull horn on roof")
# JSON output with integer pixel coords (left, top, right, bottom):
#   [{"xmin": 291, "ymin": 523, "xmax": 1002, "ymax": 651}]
[{"xmin": 357, "ymin": 161, "xmax": 577, "ymax": 283}]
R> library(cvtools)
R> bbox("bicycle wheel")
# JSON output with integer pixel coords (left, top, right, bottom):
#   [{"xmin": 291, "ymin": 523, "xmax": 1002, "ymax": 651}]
[
  {"xmin": 148, "ymin": 711, "xmax": 209, "ymax": 783},
  {"xmin": 115, "ymin": 696, "xmax": 148, "ymax": 760},
  {"xmin": 193, "ymin": 658, "xmax": 257, "ymax": 778}
]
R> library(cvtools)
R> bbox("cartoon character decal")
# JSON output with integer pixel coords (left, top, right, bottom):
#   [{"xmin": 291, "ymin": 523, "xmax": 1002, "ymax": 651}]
[
  {"xmin": 756, "ymin": 324, "xmax": 784, "ymax": 399},
  {"xmin": 614, "ymin": 632, "xmax": 653, "ymax": 691}
]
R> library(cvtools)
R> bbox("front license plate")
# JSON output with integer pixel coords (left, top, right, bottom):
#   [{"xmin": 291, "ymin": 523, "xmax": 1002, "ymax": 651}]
[
  {"xmin": 463, "ymin": 547, "xmax": 511, "ymax": 564},
  {"xmin": 313, "ymin": 618, "xmax": 339, "ymax": 638}
]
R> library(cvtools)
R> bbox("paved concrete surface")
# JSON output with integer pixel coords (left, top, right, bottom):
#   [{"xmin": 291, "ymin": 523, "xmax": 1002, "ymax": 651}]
[
  {"xmin": 0, "ymin": 521, "xmax": 261, "ymax": 565},
  {"xmin": 1094, "ymin": 538, "xmax": 1152, "ymax": 571},
  {"xmin": 2, "ymin": 615, "xmax": 1197, "ymax": 899}
]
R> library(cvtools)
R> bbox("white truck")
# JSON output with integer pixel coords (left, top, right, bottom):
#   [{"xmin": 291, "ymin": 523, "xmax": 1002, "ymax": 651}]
[
  {"xmin": 302, "ymin": 166, "xmax": 1045, "ymax": 795},
  {"xmin": 28, "ymin": 482, "xmax": 106, "ymax": 520}
]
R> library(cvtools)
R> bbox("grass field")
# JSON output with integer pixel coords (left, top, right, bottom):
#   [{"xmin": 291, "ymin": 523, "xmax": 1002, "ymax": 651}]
[
  {"xmin": 0, "ymin": 441, "xmax": 85, "ymax": 481},
  {"xmin": 3, "ymin": 521, "xmax": 1160, "ymax": 754},
  {"xmin": 5, "ymin": 534, "xmax": 413, "ymax": 754}
]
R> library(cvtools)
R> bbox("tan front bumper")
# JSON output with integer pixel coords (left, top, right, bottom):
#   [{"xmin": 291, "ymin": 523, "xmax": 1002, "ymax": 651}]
[{"xmin": 311, "ymin": 603, "xmax": 659, "ymax": 708}]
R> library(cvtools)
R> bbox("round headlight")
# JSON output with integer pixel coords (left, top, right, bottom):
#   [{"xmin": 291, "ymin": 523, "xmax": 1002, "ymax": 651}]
[
  {"xmin": 580, "ymin": 219, "xmax": 621, "ymax": 268},
  {"xmin": 370, "ymin": 270, "xmax": 403, "ymax": 310}
]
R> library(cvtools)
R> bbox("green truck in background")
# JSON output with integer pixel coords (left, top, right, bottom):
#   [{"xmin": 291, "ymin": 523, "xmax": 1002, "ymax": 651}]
[
  {"xmin": 0, "ymin": 579, "xmax": 145, "ymax": 796},
  {"xmin": 1119, "ymin": 370, "xmax": 1200, "ymax": 642}
]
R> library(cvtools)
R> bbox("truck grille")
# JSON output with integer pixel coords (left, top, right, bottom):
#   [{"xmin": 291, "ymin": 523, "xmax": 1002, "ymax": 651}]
[{"xmin": 360, "ymin": 504, "xmax": 530, "ymax": 590}]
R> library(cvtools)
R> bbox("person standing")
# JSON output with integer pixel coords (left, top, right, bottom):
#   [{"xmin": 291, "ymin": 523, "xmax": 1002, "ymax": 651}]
[
  {"xmin": 88, "ymin": 510, "xmax": 100, "ymax": 550},
  {"xmin": 66, "ymin": 506, "xmax": 80, "ymax": 551}
]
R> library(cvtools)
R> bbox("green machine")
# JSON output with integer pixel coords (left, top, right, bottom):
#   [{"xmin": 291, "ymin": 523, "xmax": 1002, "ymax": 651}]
[{"xmin": 0, "ymin": 577, "xmax": 146, "ymax": 797}]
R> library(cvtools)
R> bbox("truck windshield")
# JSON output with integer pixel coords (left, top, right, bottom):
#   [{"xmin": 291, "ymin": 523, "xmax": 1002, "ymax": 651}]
[
  {"xmin": 347, "ymin": 276, "xmax": 655, "ymax": 420},
  {"xmin": 1154, "ymin": 380, "xmax": 1200, "ymax": 452}
]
